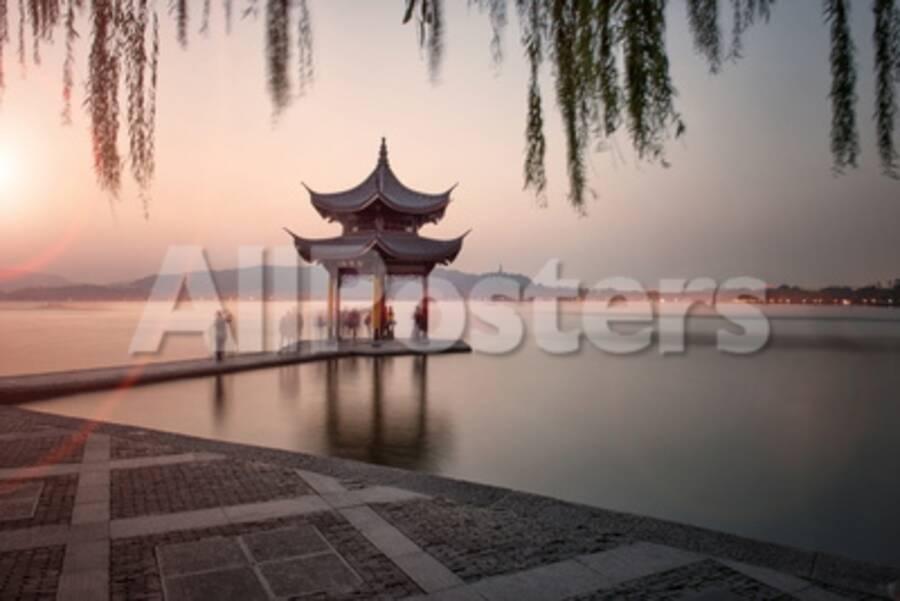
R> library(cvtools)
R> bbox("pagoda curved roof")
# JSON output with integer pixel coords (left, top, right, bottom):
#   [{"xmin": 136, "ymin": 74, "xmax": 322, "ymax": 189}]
[
  {"xmin": 303, "ymin": 139, "xmax": 455, "ymax": 217},
  {"xmin": 284, "ymin": 228, "xmax": 469, "ymax": 265}
]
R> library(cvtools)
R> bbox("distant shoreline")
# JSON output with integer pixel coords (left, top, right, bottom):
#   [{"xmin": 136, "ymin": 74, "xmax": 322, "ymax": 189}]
[
  {"xmin": 3, "ymin": 267, "xmax": 899, "ymax": 307},
  {"xmin": 2, "ymin": 298, "xmax": 899, "ymax": 320}
]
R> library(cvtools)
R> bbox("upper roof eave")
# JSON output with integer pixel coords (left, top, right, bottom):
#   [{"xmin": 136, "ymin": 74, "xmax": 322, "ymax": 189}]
[
  {"xmin": 284, "ymin": 228, "xmax": 468, "ymax": 265},
  {"xmin": 301, "ymin": 139, "xmax": 456, "ymax": 216},
  {"xmin": 309, "ymin": 189, "xmax": 453, "ymax": 217}
]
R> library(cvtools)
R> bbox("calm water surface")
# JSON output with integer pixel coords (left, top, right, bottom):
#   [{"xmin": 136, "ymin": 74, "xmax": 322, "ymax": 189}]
[{"xmin": 6, "ymin": 302, "xmax": 900, "ymax": 566}]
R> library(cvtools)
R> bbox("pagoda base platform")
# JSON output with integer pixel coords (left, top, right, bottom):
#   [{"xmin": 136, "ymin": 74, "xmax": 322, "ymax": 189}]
[{"xmin": 0, "ymin": 339, "xmax": 472, "ymax": 405}]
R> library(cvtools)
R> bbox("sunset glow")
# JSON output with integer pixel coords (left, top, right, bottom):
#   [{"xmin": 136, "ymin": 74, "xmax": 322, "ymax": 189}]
[
  {"xmin": 2, "ymin": 1, "xmax": 900, "ymax": 592},
  {"xmin": 0, "ymin": 147, "xmax": 14, "ymax": 198}
]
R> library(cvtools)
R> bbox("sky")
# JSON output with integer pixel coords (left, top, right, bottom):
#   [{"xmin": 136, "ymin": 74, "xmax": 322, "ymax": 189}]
[{"xmin": 0, "ymin": 1, "xmax": 898, "ymax": 289}]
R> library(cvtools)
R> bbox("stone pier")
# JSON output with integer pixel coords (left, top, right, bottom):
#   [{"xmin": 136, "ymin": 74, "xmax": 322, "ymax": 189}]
[{"xmin": 0, "ymin": 339, "xmax": 471, "ymax": 405}]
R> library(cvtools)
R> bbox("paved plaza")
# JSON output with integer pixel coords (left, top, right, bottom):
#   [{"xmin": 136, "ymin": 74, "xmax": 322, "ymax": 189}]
[{"xmin": 0, "ymin": 405, "xmax": 896, "ymax": 600}]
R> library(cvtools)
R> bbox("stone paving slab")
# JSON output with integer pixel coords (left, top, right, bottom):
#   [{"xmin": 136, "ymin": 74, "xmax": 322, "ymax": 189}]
[
  {"xmin": 374, "ymin": 497, "xmax": 628, "ymax": 583},
  {"xmin": 55, "ymin": 433, "xmax": 111, "ymax": 601},
  {"xmin": 62, "ymin": 539, "xmax": 109, "ymax": 573},
  {"xmin": 0, "ymin": 480, "xmax": 43, "ymax": 521},
  {"xmin": 0, "ymin": 428, "xmax": 80, "ymax": 442},
  {"xmin": 392, "ymin": 551, "xmax": 468, "ymax": 594},
  {"xmin": 67, "ymin": 520, "xmax": 110, "ymax": 544},
  {"xmin": 157, "ymin": 536, "xmax": 248, "ymax": 576},
  {"xmin": 322, "ymin": 485, "xmax": 430, "ymax": 508},
  {"xmin": 258, "ymin": 552, "xmax": 361, "ymax": 597},
  {"xmin": 72, "ymin": 500, "xmax": 109, "ymax": 525},
  {"xmin": 0, "ymin": 452, "xmax": 221, "ymax": 481},
  {"xmin": 621, "ymin": 511, "xmax": 821, "ymax": 578},
  {"xmin": 110, "ymin": 436, "xmax": 181, "ymax": 460},
  {"xmin": 110, "ymin": 513, "xmax": 421, "ymax": 600},
  {"xmin": 223, "ymin": 495, "xmax": 330, "ymax": 524},
  {"xmin": 109, "ymin": 451, "xmax": 222, "ymax": 470},
  {"xmin": 471, "ymin": 559, "xmax": 608, "ymax": 601},
  {"xmin": 720, "ymin": 558, "xmax": 813, "ymax": 594},
  {"xmin": 111, "ymin": 507, "xmax": 231, "ymax": 539},
  {"xmin": 795, "ymin": 587, "xmax": 859, "ymax": 601},
  {"xmin": 568, "ymin": 558, "xmax": 790, "ymax": 600},
  {"xmin": 0, "ymin": 525, "xmax": 70, "ymax": 552},
  {"xmin": 241, "ymin": 525, "xmax": 330, "ymax": 562},
  {"xmin": 0, "ymin": 544, "xmax": 66, "ymax": 599},
  {"xmin": 404, "ymin": 586, "xmax": 489, "ymax": 601},
  {"xmin": 111, "ymin": 458, "xmax": 313, "ymax": 519},
  {"xmin": 57, "ymin": 567, "xmax": 109, "ymax": 601},
  {"xmin": 297, "ymin": 469, "xmax": 351, "ymax": 495},
  {"xmin": 0, "ymin": 475, "xmax": 77, "ymax": 533},
  {"xmin": 0, "ymin": 463, "xmax": 82, "ymax": 480},
  {"xmin": 811, "ymin": 553, "xmax": 900, "ymax": 598},
  {"xmin": 108, "ymin": 494, "xmax": 333, "ymax": 540},
  {"xmin": 575, "ymin": 541, "xmax": 704, "ymax": 588},
  {"xmin": 74, "ymin": 483, "xmax": 110, "ymax": 506},
  {"xmin": 341, "ymin": 506, "xmax": 423, "ymax": 559},
  {"xmin": 0, "ymin": 436, "xmax": 84, "ymax": 468},
  {"xmin": 164, "ymin": 566, "xmax": 270, "ymax": 601}
]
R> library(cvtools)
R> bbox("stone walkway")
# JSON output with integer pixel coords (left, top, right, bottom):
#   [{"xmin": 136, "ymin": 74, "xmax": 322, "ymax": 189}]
[
  {"xmin": 0, "ymin": 406, "xmax": 897, "ymax": 600},
  {"xmin": 0, "ymin": 339, "xmax": 471, "ymax": 404}
]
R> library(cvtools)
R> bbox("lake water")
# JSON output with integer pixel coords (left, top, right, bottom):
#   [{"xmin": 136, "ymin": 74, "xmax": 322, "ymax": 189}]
[{"xmin": 5, "ymin": 301, "xmax": 900, "ymax": 567}]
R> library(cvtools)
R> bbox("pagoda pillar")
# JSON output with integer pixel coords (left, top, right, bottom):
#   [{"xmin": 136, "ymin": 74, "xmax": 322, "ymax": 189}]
[
  {"xmin": 421, "ymin": 274, "xmax": 429, "ymax": 340},
  {"xmin": 372, "ymin": 271, "xmax": 385, "ymax": 340},
  {"xmin": 334, "ymin": 271, "xmax": 342, "ymax": 341},
  {"xmin": 326, "ymin": 270, "xmax": 337, "ymax": 340}
]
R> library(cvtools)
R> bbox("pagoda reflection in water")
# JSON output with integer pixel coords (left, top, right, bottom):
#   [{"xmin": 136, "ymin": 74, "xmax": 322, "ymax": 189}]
[{"xmin": 210, "ymin": 356, "xmax": 447, "ymax": 471}]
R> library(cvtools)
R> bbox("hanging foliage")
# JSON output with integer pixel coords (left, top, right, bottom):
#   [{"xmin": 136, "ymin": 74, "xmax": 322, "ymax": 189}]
[
  {"xmin": 265, "ymin": 0, "xmax": 289, "ymax": 114},
  {"xmin": 60, "ymin": 0, "xmax": 76, "ymax": 123},
  {"xmin": 0, "ymin": 0, "xmax": 898, "ymax": 214},
  {"xmin": 0, "ymin": 0, "xmax": 315, "ymax": 211},
  {"xmin": 825, "ymin": 0, "xmax": 859, "ymax": 173},
  {"xmin": 0, "ymin": 0, "xmax": 8, "ymax": 98},
  {"xmin": 873, "ymin": 0, "xmax": 899, "ymax": 177}
]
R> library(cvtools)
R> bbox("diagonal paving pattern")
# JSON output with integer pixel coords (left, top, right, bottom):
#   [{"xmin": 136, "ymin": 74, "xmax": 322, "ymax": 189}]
[
  {"xmin": 59, "ymin": 432, "xmax": 111, "ymax": 601},
  {"xmin": 0, "ymin": 425, "xmax": 871, "ymax": 601}
]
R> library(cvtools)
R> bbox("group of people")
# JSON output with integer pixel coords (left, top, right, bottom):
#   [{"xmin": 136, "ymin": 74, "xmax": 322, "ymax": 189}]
[
  {"xmin": 311, "ymin": 305, "xmax": 402, "ymax": 341},
  {"xmin": 412, "ymin": 299, "xmax": 429, "ymax": 340},
  {"xmin": 213, "ymin": 298, "xmax": 433, "ymax": 360},
  {"xmin": 335, "ymin": 305, "xmax": 396, "ymax": 341}
]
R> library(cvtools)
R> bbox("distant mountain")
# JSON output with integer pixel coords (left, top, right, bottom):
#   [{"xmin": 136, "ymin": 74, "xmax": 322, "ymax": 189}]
[
  {"xmin": 0, "ymin": 265, "xmax": 565, "ymax": 302},
  {"xmin": 5, "ymin": 266, "xmax": 897, "ymax": 306},
  {"xmin": 0, "ymin": 270, "xmax": 72, "ymax": 292}
]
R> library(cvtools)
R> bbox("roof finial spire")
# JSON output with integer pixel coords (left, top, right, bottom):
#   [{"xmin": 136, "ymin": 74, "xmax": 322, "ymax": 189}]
[{"xmin": 379, "ymin": 137, "xmax": 388, "ymax": 165}]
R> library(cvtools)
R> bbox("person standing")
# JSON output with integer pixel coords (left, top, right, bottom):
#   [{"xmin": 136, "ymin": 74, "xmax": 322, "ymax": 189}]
[
  {"xmin": 348, "ymin": 308, "xmax": 360, "ymax": 341},
  {"xmin": 316, "ymin": 313, "xmax": 327, "ymax": 339},
  {"xmin": 214, "ymin": 311, "xmax": 229, "ymax": 362},
  {"xmin": 413, "ymin": 304, "xmax": 424, "ymax": 340},
  {"xmin": 279, "ymin": 308, "xmax": 304, "ymax": 350},
  {"xmin": 386, "ymin": 306, "xmax": 396, "ymax": 340}
]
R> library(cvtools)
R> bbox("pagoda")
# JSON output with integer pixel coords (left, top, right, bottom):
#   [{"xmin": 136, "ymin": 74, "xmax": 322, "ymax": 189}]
[{"xmin": 286, "ymin": 138, "xmax": 468, "ymax": 340}]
